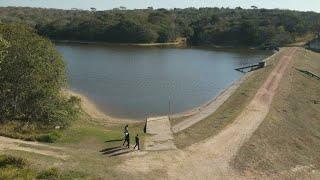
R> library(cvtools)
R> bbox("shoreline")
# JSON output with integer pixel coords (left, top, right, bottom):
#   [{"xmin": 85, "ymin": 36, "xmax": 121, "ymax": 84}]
[
  {"xmin": 53, "ymin": 39, "xmax": 187, "ymax": 47},
  {"xmin": 171, "ymin": 48, "xmax": 279, "ymax": 120},
  {"xmin": 63, "ymin": 50, "xmax": 279, "ymax": 123},
  {"xmin": 63, "ymin": 89, "xmax": 141, "ymax": 124},
  {"xmin": 171, "ymin": 49, "xmax": 280, "ymax": 132},
  {"xmin": 53, "ymin": 39, "xmax": 260, "ymax": 50},
  {"xmin": 169, "ymin": 73, "xmax": 253, "ymax": 120}
]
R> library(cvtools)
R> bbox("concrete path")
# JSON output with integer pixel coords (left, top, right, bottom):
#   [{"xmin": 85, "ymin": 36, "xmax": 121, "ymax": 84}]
[{"xmin": 145, "ymin": 116, "xmax": 176, "ymax": 151}]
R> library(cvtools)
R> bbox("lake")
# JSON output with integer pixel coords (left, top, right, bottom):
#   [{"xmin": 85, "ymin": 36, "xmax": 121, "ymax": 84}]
[{"xmin": 56, "ymin": 43, "xmax": 271, "ymax": 120}]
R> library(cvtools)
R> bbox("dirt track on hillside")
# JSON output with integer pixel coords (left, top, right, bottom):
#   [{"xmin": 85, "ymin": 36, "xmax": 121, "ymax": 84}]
[
  {"xmin": 119, "ymin": 48, "xmax": 298, "ymax": 179},
  {"xmin": 0, "ymin": 136, "xmax": 68, "ymax": 159}
]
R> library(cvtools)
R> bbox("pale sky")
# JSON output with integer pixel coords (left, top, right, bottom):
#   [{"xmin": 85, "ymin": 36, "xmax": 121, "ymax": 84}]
[{"xmin": 1, "ymin": 0, "xmax": 320, "ymax": 12}]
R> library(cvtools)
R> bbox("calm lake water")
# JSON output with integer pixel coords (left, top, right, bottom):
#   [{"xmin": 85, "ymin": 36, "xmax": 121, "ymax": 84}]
[{"xmin": 56, "ymin": 43, "xmax": 271, "ymax": 119}]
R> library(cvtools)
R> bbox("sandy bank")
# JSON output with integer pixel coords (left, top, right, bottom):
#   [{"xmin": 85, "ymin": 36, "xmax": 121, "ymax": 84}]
[{"xmin": 62, "ymin": 89, "xmax": 140, "ymax": 124}]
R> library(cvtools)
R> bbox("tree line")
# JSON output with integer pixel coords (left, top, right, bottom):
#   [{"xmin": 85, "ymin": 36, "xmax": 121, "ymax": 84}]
[{"xmin": 0, "ymin": 7, "xmax": 319, "ymax": 48}]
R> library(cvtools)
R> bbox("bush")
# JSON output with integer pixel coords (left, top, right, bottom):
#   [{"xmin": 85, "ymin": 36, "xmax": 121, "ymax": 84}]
[
  {"xmin": 36, "ymin": 131, "xmax": 61, "ymax": 143},
  {"xmin": 0, "ymin": 155, "xmax": 27, "ymax": 168},
  {"xmin": 36, "ymin": 168, "xmax": 60, "ymax": 179},
  {"xmin": 0, "ymin": 168, "xmax": 36, "ymax": 180},
  {"xmin": 0, "ymin": 120, "xmax": 66, "ymax": 142}
]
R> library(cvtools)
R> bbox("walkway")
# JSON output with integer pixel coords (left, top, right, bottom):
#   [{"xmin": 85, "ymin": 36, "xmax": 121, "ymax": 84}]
[{"xmin": 145, "ymin": 116, "xmax": 176, "ymax": 151}]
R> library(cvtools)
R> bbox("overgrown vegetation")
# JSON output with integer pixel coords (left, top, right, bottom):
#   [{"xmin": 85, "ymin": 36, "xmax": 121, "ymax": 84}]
[
  {"xmin": 0, "ymin": 7, "xmax": 319, "ymax": 48},
  {"xmin": 233, "ymin": 48, "xmax": 320, "ymax": 175},
  {"xmin": 0, "ymin": 155, "xmax": 86, "ymax": 179},
  {"xmin": 0, "ymin": 155, "xmax": 35, "ymax": 179},
  {"xmin": 0, "ymin": 120, "xmax": 62, "ymax": 142},
  {"xmin": 0, "ymin": 23, "xmax": 80, "ymax": 139}
]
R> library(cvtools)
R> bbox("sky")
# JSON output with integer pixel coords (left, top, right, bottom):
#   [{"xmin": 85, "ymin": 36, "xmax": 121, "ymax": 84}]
[{"xmin": 1, "ymin": 0, "xmax": 320, "ymax": 12}]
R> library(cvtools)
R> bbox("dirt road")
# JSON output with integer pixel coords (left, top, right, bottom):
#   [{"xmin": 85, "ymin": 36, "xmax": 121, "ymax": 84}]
[
  {"xmin": 0, "ymin": 136, "xmax": 68, "ymax": 159},
  {"xmin": 119, "ymin": 48, "xmax": 298, "ymax": 179}
]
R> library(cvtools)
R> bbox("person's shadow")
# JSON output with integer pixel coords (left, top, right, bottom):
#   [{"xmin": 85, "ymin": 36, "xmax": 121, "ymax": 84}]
[
  {"xmin": 104, "ymin": 139, "xmax": 123, "ymax": 143},
  {"xmin": 100, "ymin": 146, "xmax": 133, "ymax": 156},
  {"xmin": 101, "ymin": 138, "xmax": 133, "ymax": 156},
  {"xmin": 100, "ymin": 146, "xmax": 124, "ymax": 155}
]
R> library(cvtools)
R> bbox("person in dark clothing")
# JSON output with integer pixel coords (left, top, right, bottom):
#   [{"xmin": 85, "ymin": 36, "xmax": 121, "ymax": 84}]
[
  {"xmin": 122, "ymin": 125, "xmax": 129, "ymax": 146},
  {"xmin": 133, "ymin": 134, "xmax": 140, "ymax": 150},
  {"xmin": 124, "ymin": 125, "xmax": 128, "ymax": 133},
  {"xmin": 123, "ymin": 132, "xmax": 130, "ymax": 148},
  {"xmin": 125, "ymin": 132, "xmax": 130, "ymax": 148}
]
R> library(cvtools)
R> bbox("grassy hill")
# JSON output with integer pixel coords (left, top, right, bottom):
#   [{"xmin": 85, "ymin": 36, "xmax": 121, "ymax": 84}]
[{"xmin": 233, "ymin": 48, "xmax": 320, "ymax": 177}]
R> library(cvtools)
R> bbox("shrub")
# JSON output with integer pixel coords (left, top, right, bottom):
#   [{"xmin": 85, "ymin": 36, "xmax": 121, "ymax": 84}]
[
  {"xmin": 0, "ymin": 155, "xmax": 27, "ymax": 168},
  {"xmin": 36, "ymin": 131, "xmax": 61, "ymax": 143},
  {"xmin": 36, "ymin": 168, "xmax": 60, "ymax": 179}
]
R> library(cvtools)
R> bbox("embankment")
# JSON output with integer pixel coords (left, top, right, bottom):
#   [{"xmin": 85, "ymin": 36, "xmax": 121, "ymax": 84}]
[
  {"xmin": 233, "ymin": 48, "xmax": 320, "ymax": 177},
  {"xmin": 171, "ymin": 49, "xmax": 279, "ymax": 131},
  {"xmin": 173, "ymin": 48, "xmax": 287, "ymax": 148}
]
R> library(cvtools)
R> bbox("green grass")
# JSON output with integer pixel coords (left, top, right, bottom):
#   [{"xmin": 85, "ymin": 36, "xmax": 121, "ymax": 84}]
[
  {"xmin": 0, "ymin": 110, "xmax": 146, "ymax": 179},
  {"xmin": 56, "ymin": 113, "xmax": 145, "ymax": 147},
  {"xmin": 0, "ymin": 120, "xmax": 63, "ymax": 143},
  {"xmin": 43, "ymin": 114, "xmax": 146, "ymax": 179},
  {"xmin": 36, "ymin": 168, "xmax": 87, "ymax": 180},
  {"xmin": 233, "ymin": 48, "xmax": 320, "ymax": 175},
  {"xmin": 172, "ymin": 50, "xmax": 289, "ymax": 149}
]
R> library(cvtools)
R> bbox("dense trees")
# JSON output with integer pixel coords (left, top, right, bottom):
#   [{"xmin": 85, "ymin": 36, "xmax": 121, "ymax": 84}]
[
  {"xmin": 0, "ymin": 7, "xmax": 319, "ymax": 48},
  {"xmin": 0, "ymin": 23, "xmax": 79, "ymax": 127},
  {"xmin": 106, "ymin": 19, "xmax": 158, "ymax": 43}
]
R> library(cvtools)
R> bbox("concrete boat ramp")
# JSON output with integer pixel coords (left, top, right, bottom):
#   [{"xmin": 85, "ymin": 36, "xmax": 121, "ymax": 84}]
[{"xmin": 144, "ymin": 116, "xmax": 176, "ymax": 151}]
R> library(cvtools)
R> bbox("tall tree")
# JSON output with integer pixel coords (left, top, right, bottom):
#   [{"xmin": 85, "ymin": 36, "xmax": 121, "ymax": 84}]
[{"xmin": 0, "ymin": 23, "xmax": 78, "ymax": 126}]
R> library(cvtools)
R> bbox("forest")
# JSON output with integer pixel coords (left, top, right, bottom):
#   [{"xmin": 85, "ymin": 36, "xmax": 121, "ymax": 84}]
[{"xmin": 0, "ymin": 7, "xmax": 320, "ymax": 48}]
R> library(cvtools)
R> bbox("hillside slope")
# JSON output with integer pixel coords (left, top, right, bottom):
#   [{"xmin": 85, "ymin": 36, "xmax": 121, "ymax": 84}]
[{"xmin": 233, "ymin": 48, "xmax": 320, "ymax": 177}]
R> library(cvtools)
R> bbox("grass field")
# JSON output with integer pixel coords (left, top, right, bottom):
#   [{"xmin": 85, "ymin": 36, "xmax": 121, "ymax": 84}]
[
  {"xmin": 233, "ymin": 48, "xmax": 320, "ymax": 175},
  {"xmin": 0, "ymin": 110, "xmax": 146, "ymax": 179}
]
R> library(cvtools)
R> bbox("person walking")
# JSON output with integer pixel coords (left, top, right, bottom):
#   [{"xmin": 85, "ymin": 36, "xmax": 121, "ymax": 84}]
[
  {"xmin": 125, "ymin": 132, "xmax": 130, "ymax": 148},
  {"xmin": 124, "ymin": 125, "xmax": 128, "ymax": 134},
  {"xmin": 133, "ymin": 134, "xmax": 140, "ymax": 150},
  {"xmin": 122, "ymin": 125, "xmax": 128, "ymax": 146}
]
